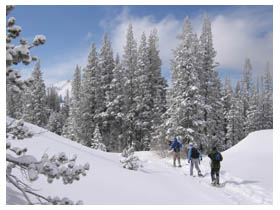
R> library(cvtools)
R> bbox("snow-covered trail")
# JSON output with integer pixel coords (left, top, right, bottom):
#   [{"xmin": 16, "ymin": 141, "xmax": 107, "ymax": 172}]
[
  {"xmin": 137, "ymin": 151, "xmax": 272, "ymax": 205},
  {"xmin": 6, "ymin": 120, "xmax": 272, "ymax": 205}
]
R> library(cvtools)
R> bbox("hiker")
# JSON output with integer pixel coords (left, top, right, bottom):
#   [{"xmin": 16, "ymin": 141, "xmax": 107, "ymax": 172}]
[
  {"xmin": 171, "ymin": 137, "xmax": 182, "ymax": 167},
  {"xmin": 187, "ymin": 142, "xmax": 203, "ymax": 176},
  {"xmin": 208, "ymin": 146, "xmax": 223, "ymax": 186}
]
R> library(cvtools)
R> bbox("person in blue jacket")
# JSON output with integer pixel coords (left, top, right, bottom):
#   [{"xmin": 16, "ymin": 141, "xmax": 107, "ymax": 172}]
[
  {"xmin": 171, "ymin": 137, "xmax": 182, "ymax": 167},
  {"xmin": 187, "ymin": 142, "xmax": 203, "ymax": 176}
]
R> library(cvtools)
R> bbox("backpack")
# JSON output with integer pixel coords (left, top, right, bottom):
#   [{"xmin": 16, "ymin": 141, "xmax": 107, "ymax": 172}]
[
  {"xmin": 213, "ymin": 152, "xmax": 221, "ymax": 162},
  {"xmin": 191, "ymin": 147, "xmax": 199, "ymax": 158},
  {"xmin": 174, "ymin": 143, "xmax": 180, "ymax": 153}
]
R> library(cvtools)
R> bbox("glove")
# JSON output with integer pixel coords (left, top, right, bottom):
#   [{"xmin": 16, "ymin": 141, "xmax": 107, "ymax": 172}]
[
  {"xmin": 188, "ymin": 160, "xmax": 190, "ymax": 164},
  {"xmin": 200, "ymin": 157, "xmax": 202, "ymax": 161}
]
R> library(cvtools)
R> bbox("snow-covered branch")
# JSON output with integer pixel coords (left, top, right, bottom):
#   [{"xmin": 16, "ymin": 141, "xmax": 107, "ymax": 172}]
[{"xmin": 6, "ymin": 144, "xmax": 90, "ymax": 204}]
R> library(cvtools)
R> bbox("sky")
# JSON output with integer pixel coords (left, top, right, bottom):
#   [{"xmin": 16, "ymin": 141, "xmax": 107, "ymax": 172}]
[{"xmin": 8, "ymin": 5, "xmax": 273, "ymax": 86}]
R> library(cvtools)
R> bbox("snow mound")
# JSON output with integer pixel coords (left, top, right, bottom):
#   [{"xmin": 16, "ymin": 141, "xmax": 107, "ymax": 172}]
[{"xmin": 223, "ymin": 130, "xmax": 273, "ymax": 191}]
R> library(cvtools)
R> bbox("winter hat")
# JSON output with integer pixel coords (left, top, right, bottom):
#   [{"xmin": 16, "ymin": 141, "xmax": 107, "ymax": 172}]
[
  {"xmin": 189, "ymin": 142, "xmax": 193, "ymax": 146},
  {"xmin": 212, "ymin": 146, "xmax": 217, "ymax": 151}
]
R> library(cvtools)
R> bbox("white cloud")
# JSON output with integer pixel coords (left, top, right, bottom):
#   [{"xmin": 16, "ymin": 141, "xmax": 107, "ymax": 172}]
[
  {"xmin": 106, "ymin": 7, "xmax": 272, "ymax": 82},
  {"xmin": 212, "ymin": 9, "xmax": 273, "ymax": 77}
]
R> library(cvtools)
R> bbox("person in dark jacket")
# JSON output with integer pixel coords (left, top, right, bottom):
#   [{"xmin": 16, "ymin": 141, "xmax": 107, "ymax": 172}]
[
  {"xmin": 208, "ymin": 146, "xmax": 223, "ymax": 185},
  {"xmin": 187, "ymin": 142, "xmax": 203, "ymax": 176},
  {"xmin": 171, "ymin": 137, "xmax": 182, "ymax": 167}
]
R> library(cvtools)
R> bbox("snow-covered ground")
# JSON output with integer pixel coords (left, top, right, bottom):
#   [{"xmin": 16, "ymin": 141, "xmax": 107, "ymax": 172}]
[{"xmin": 6, "ymin": 120, "xmax": 273, "ymax": 205}]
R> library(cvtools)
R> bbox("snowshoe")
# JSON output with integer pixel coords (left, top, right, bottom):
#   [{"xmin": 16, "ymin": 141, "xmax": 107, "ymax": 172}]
[{"xmin": 211, "ymin": 182, "xmax": 224, "ymax": 188}]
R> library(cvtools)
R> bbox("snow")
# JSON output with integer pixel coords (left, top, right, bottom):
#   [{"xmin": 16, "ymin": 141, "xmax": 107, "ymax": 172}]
[
  {"xmin": 7, "ymin": 17, "xmax": 16, "ymax": 26},
  {"xmin": 6, "ymin": 120, "xmax": 273, "ymax": 205},
  {"xmin": 32, "ymin": 35, "xmax": 46, "ymax": 46}
]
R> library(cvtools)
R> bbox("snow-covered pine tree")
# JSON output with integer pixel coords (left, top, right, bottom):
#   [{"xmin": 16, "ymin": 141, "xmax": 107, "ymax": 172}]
[
  {"xmin": 261, "ymin": 62, "xmax": 273, "ymax": 129},
  {"xmin": 22, "ymin": 60, "xmax": 48, "ymax": 127},
  {"xmin": 105, "ymin": 54, "xmax": 126, "ymax": 151},
  {"xmin": 99, "ymin": 33, "xmax": 115, "ymax": 106},
  {"xmin": 122, "ymin": 23, "xmax": 138, "ymax": 147},
  {"xmin": 207, "ymin": 71, "xmax": 225, "ymax": 151},
  {"xmin": 79, "ymin": 43, "xmax": 99, "ymax": 146},
  {"xmin": 60, "ymin": 89, "xmax": 70, "ymax": 123},
  {"xmin": 6, "ymin": 87, "xmax": 23, "ymax": 119},
  {"xmin": 148, "ymin": 29, "xmax": 168, "ymax": 152},
  {"xmin": 6, "ymin": 6, "xmax": 89, "ymax": 204},
  {"xmin": 134, "ymin": 32, "xmax": 154, "ymax": 150},
  {"xmin": 198, "ymin": 14, "xmax": 221, "ymax": 151},
  {"xmin": 222, "ymin": 77, "xmax": 233, "ymax": 148},
  {"xmin": 226, "ymin": 82, "xmax": 246, "ymax": 148},
  {"xmin": 46, "ymin": 86, "xmax": 61, "ymax": 113},
  {"xmin": 62, "ymin": 65, "xmax": 82, "ymax": 142},
  {"xmin": 165, "ymin": 17, "xmax": 204, "ymax": 148},
  {"xmin": 148, "ymin": 29, "xmax": 167, "ymax": 123},
  {"xmin": 241, "ymin": 58, "xmax": 253, "ymax": 135},
  {"xmin": 90, "ymin": 125, "xmax": 106, "ymax": 152},
  {"xmin": 120, "ymin": 142, "xmax": 142, "ymax": 170},
  {"xmin": 97, "ymin": 34, "xmax": 116, "ymax": 149},
  {"xmin": 247, "ymin": 84, "xmax": 262, "ymax": 133},
  {"xmin": 47, "ymin": 111, "xmax": 65, "ymax": 135}
]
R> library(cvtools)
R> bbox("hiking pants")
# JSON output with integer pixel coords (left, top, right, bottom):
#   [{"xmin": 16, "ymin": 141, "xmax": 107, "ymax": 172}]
[
  {"xmin": 190, "ymin": 158, "xmax": 201, "ymax": 175},
  {"xmin": 173, "ymin": 152, "xmax": 181, "ymax": 166},
  {"xmin": 211, "ymin": 168, "xmax": 220, "ymax": 184}
]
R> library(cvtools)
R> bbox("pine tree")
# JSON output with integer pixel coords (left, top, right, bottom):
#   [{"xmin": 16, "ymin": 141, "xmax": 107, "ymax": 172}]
[
  {"xmin": 105, "ymin": 54, "xmax": 126, "ymax": 151},
  {"xmin": 46, "ymin": 86, "xmax": 61, "ymax": 113},
  {"xmin": 163, "ymin": 17, "xmax": 204, "ymax": 149},
  {"xmin": 262, "ymin": 62, "xmax": 273, "ymax": 129},
  {"xmin": 99, "ymin": 33, "xmax": 115, "ymax": 104},
  {"xmin": 79, "ymin": 43, "xmax": 99, "ymax": 146},
  {"xmin": 241, "ymin": 58, "xmax": 253, "ymax": 135},
  {"xmin": 222, "ymin": 77, "xmax": 233, "ymax": 148},
  {"xmin": 97, "ymin": 34, "xmax": 116, "ymax": 148},
  {"xmin": 63, "ymin": 65, "xmax": 82, "ymax": 142},
  {"xmin": 120, "ymin": 142, "xmax": 142, "ymax": 170},
  {"xmin": 60, "ymin": 89, "xmax": 70, "ymax": 122},
  {"xmin": 247, "ymin": 84, "xmax": 262, "ymax": 133},
  {"xmin": 90, "ymin": 125, "xmax": 106, "ymax": 151},
  {"xmin": 226, "ymin": 82, "xmax": 245, "ymax": 147},
  {"xmin": 148, "ymin": 29, "xmax": 167, "ymax": 118},
  {"xmin": 47, "ymin": 111, "xmax": 64, "ymax": 135},
  {"xmin": 133, "ymin": 32, "xmax": 153, "ymax": 150},
  {"xmin": 122, "ymin": 23, "xmax": 138, "ymax": 147},
  {"xmin": 198, "ymin": 13, "xmax": 220, "ymax": 151},
  {"xmin": 22, "ymin": 61, "xmax": 48, "ymax": 127},
  {"xmin": 6, "ymin": 87, "xmax": 23, "ymax": 119}
]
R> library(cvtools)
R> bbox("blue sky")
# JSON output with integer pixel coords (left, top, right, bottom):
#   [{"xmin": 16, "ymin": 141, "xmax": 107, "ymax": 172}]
[{"xmin": 9, "ymin": 5, "xmax": 273, "ymax": 86}]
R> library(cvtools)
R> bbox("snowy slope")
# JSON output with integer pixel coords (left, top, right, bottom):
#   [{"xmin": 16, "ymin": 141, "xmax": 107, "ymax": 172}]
[
  {"xmin": 6, "ymin": 120, "xmax": 273, "ymax": 205},
  {"xmin": 51, "ymin": 80, "xmax": 72, "ymax": 98}
]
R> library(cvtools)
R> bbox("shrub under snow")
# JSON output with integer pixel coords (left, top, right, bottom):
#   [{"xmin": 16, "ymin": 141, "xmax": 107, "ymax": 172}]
[{"xmin": 120, "ymin": 142, "xmax": 142, "ymax": 170}]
